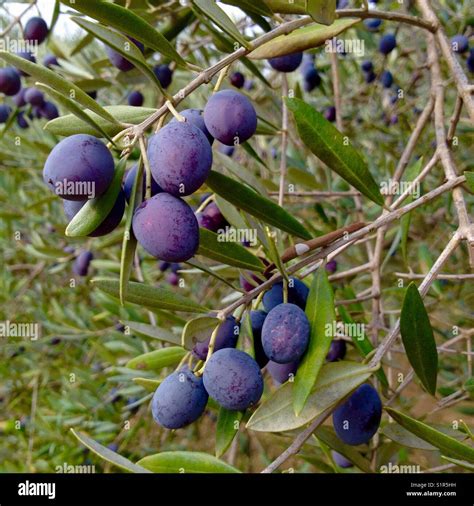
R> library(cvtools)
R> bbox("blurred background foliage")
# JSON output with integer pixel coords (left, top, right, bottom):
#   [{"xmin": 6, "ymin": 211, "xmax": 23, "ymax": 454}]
[{"xmin": 0, "ymin": 0, "xmax": 473, "ymax": 473}]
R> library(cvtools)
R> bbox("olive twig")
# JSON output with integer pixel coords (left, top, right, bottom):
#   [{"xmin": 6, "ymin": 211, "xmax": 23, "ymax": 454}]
[
  {"xmin": 195, "ymin": 320, "xmax": 225, "ymax": 376},
  {"xmin": 165, "ymin": 100, "xmax": 185, "ymax": 122},
  {"xmin": 138, "ymin": 136, "xmax": 153, "ymax": 201}
]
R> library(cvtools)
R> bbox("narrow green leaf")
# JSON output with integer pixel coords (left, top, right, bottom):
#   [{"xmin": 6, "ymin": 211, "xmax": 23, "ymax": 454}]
[
  {"xmin": 185, "ymin": 258, "xmax": 242, "ymax": 292},
  {"xmin": 264, "ymin": 0, "xmax": 306, "ymax": 14},
  {"xmin": 35, "ymin": 83, "xmax": 113, "ymax": 142},
  {"xmin": 92, "ymin": 278, "xmax": 209, "ymax": 313},
  {"xmin": 464, "ymin": 377, "xmax": 474, "ymax": 393},
  {"xmin": 286, "ymin": 98, "xmax": 383, "ymax": 206},
  {"xmin": 264, "ymin": 226, "xmax": 287, "ymax": 280},
  {"xmin": 381, "ymin": 422, "xmax": 466, "ymax": 450},
  {"xmin": 160, "ymin": 8, "xmax": 196, "ymax": 41},
  {"xmin": 137, "ymin": 451, "xmax": 241, "ymax": 473},
  {"xmin": 385, "ymin": 408, "xmax": 474, "ymax": 464},
  {"xmin": 123, "ymin": 321, "xmax": 182, "ymax": 346},
  {"xmin": 215, "ymin": 408, "xmax": 242, "ymax": 458},
  {"xmin": 306, "ymin": 0, "xmax": 337, "ymax": 25},
  {"xmin": 74, "ymin": 78, "xmax": 112, "ymax": 92},
  {"xmin": 314, "ymin": 426, "xmax": 372, "ymax": 473},
  {"xmin": 193, "ymin": 0, "xmax": 251, "ymax": 49},
  {"xmin": 50, "ymin": 1, "xmax": 61, "ymax": 34},
  {"xmin": 0, "ymin": 51, "xmax": 118, "ymax": 125},
  {"xmin": 127, "ymin": 346, "xmax": 186, "ymax": 371},
  {"xmin": 65, "ymin": 158, "xmax": 126, "ymax": 237},
  {"xmin": 71, "ymin": 429, "xmax": 151, "ymax": 473},
  {"xmin": 221, "ymin": 0, "xmax": 273, "ymax": 17},
  {"xmin": 216, "ymin": 150, "xmax": 267, "ymax": 195},
  {"xmin": 249, "ymin": 18, "xmax": 359, "ymax": 59},
  {"xmin": 441, "ymin": 456, "xmax": 474, "ymax": 471},
  {"xmin": 418, "ymin": 244, "xmax": 442, "ymax": 296},
  {"xmin": 72, "ymin": 18, "xmax": 165, "ymax": 94},
  {"xmin": 247, "ymin": 361, "xmax": 373, "ymax": 432},
  {"xmin": 198, "ymin": 228, "xmax": 263, "ymax": 271},
  {"xmin": 206, "ymin": 171, "xmax": 311, "ymax": 240},
  {"xmin": 60, "ymin": 0, "xmax": 186, "ymax": 66},
  {"xmin": 242, "ymin": 141, "xmax": 268, "ymax": 170},
  {"xmin": 45, "ymin": 105, "xmax": 156, "ymax": 138},
  {"xmin": 70, "ymin": 32, "xmax": 95, "ymax": 56},
  {"xmin": 400, "ymin": 282, "xmax": 438, "ymax": 396},
  {"xmin": 382, "ymin": 424, "xmax": 438, "ymax": 450},
  {"xmin": 0, "ymin": 106, "xmax": 18, "ymax": 140},
  {"xmin": 465, "ymin": 171, "xmax": 474, "ymax": 192},
  {"xmin": 294, "ymin": 268, "xmax": 336, "ymax": 415},
  {"xmin": 120, "ymin": 161, "xmax": 143, "ymax": 304},
  {"xmin": 182, "ymin": 316, "xmax": 219, "ymax": 351},
  {"xmin": 288, "ymin": 167, "xmax": 319, "ymax": 190},
  {"xmin": 400, "ymin": 158, "xmax": 423, "ymax": 264},
  {"xmin": 400, "ymin": 213, "xmax": 412, "ymax": 265},
  {"xmin": 214, "ymin": 195, "xmax": 248, "ymax": 230},
  {"xmin": 338, "ymin": 306, "xmax": 388, "ymax": 388},
  {"xmin": 132, "ymin": 377, "xmax": 162, "ymax": 391}
]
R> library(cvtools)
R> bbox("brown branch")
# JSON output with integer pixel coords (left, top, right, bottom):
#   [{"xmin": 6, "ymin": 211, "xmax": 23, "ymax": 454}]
[
  {"xmin": 416, "ymin": 0, "xmax": 474, "ymax": 122},
  {"xmin": 369, "ymin": 231, "xmax": 462, "ymax": 368},
  {"xmin": 219, "ymin": 175, "xmax": 465, "ymax": 319}
]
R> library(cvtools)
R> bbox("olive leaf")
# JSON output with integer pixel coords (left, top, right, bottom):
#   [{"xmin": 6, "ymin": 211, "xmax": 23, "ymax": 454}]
[
  {"xmin": 71, "ymin": 18, "xmax": 166, "ymax": 94},
  {"xmin": 119, "ymin": 159, "xmax": 143, "ymax": 304},
  {"xmin": 0, "ymin": 51, "xmax": 118, "ymax": 125},
  {"xmin": 182, "ymin": 316, "xmax": 219, "ymax": 351},
  {"xmin": 385, "ymin": 408, "xmax": 474, "ymax": 464},
  {"xmin": 132, "ymin": 378, "xmax": 162, "ymax": 391},
  {"xmin": 71, "ymin": 429, "xmax": 151, "ymax": 473},
  {"xmin": 206, "ymin": 171, "xmax": 312, "ymax": 240},
  {"xmin": 192, "ymin": 0, "xmax": 251, "ymax": 49},
  {"xmin": 221, "ymin": 0, "xmax": 273, "ymax": 17},
  {"xmin": 465, "ymin": 171, "xmax": 474, "ymax": 192},
  {"xmin": 137, "ymin": 451, "xmax": 241, "ymax": 473},
  {"xmin": 338, "ymin": 306, "xmax": 388, "ymax": 388},
  {"xmin": 306, "ymin": 0, "xmax": 337, "ymax": 25},
  {"xmin": 198, "ymin": 228, "xmax": 264, "ymax": 272},
  {"xmin": 65, "ymin": 158, "xmax": 127, "ymax": 237},
  {"xmin": 59, "ymin": 0, "xmax": 186, "ymax": 66},
  {"xmin": 126, "ymin": 346, "xmax": 187, "ymax": 371},
  {"xmin": 286, "ymin": 98, "xmax": 384, "ymax": 206},
  {"xmin": 45, "ymin": 105, "xmax": 157, "ymax": 138},
  {"xmin": 123, "ymin": 321, "xmax": 182, "ymax": 346},
  {"xmin": 314, "ymin": 426, "xmax": 372, "ymax": 473},
  {"xmin": 400, "ymin": 282, "xmax": 438, "ymax": 396},
  {"xmin": 249, "ymin": 19, "xmax": 359, "ymax": 59},
  {"xmin": 247, "ymin": 361, "xmax": 373, "ymax": 432},
  {"xmin": 92, "ymin": 278, "xmax": 209, "ymax": 313},
  {"xmin": 293, "ymin": 268, "xmax": 336, "ymax": 415},
  {"xmin": 400, "ymin": 158, "xmax": 423, "ymax": 264},
  {"xmin": 215, "ymin": 408, "xmax": 243, "ymax": 458}
]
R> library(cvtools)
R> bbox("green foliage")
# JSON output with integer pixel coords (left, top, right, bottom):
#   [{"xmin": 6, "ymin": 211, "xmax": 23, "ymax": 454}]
[
  {"xmin": 400, "ymin": 283, "xmax": 438, "ymax": 396},
  {"xmin": 1, "ymin": 0, "xmax": 472, "ymax": 476}
]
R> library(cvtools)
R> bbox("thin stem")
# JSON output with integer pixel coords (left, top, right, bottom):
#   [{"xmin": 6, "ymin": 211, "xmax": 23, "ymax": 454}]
[
  {"xmin": 330, "ymin": 51, "xmax": 343, "ymax": 131},
  {"xmin": 278, "ymin": 74, "xmax": 289, "ymax": 207}
]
